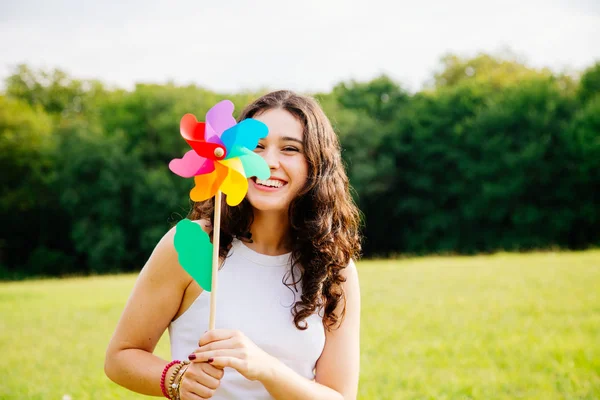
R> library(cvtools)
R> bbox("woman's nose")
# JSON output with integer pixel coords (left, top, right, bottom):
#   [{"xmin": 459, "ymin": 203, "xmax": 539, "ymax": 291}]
[{"xmin": 262, "ymin": 148, "xmax": 280, "ymax": 169}]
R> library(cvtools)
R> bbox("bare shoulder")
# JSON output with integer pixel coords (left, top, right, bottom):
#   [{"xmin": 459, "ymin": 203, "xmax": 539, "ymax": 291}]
[
  {"xmin": 190, "ymin": 218, "xmax": 212, "ymax": 234},
  {"xmin": 138, "ymin": 224, "xmax": 190, "ymax": 288},
  {"xmin": 105, "ymin": 224, "xmax": 193, "ymax": 357}
]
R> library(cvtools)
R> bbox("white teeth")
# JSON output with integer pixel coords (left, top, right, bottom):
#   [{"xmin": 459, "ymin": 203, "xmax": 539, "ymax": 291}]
[{"xmin": 256, "ymin": 178, "xmax": 284, "ymax": 188}]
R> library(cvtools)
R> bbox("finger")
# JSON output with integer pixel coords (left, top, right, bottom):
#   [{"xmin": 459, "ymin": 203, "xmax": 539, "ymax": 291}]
[
  {"xmin": 179, "ymin": 389, "xmax": 206, "ymax": 400},
  {"xmin": 201, "ymin": 362, "xmax": 225, "ymax": 380},
  {"xmin": 184, "ymin": 363, "xmax": 222, "ymax": 390},
  {"xmin": 180, "ymin": 372, "xmax": 217, "ymax": 399},
  {"xmin": 189, "ymin": 349, "xmax": 244, "ymax": 363},
  {"xmin": 206, "ymin": 356, "xmax": 245, "ymax": 372},
  {"xmin": 179, "ymin": 383, "xmax": 208, "ymax": 400},
  {"xmin": 189, "ymin": 337, "xmax": 239, "ymax": 357},
  {"xmin": 180, "ymin": 386, "xmax": 213, "ymax": 400},
  {"xmin": 198, "ymin": 329, "xmax": 241, "ymax": 347}
]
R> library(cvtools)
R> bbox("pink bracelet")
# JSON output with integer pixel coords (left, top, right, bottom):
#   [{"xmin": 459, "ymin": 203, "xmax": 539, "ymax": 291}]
[{"xmin": 160, "ymin": 360, "xmax": 181, "ymax": 398}]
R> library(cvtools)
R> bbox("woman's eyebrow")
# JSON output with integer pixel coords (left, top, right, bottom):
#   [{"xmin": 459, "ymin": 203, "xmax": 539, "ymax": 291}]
[{"xmin": 281, "ymin": 136, "xmax": 304, "ymax": 145}]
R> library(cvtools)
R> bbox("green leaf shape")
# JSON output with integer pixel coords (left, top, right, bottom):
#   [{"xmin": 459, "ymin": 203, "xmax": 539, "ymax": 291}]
[{"xmin": 173, "ymin": 219, "xmax": 213, "ymax": 291}]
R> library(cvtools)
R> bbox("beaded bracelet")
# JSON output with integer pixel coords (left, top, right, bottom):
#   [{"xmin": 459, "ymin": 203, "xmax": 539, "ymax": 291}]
[
  {"xmin": 168, "ymin": 360, "xmax": 190, "ymax": 399},
  {"xmin": 160, "ymin": 360, "xmax": 181, "ymax": 399}
]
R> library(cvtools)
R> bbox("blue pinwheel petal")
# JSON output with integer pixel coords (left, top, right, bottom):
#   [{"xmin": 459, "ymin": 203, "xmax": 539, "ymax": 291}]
[{"xmin": 221, "ymin": 119, "xmax": 268, "ymax": 157}]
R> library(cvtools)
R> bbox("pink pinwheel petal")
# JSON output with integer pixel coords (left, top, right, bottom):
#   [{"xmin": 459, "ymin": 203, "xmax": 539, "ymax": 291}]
[
  {"xmin": 169, "ymin": 150, "xmax": 212, "ymax": 178},
  {"xmin": 206, "ymin": 100, "xmax": 236, "ymax": 138},
  {"xmin": 194, "ymin": 157, "xmax": 216, "ymax": 175}
]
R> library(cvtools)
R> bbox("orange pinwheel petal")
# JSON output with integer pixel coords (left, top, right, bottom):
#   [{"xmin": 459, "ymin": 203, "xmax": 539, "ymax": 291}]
[{"xmin": 190, "ymin": 162, "xmax": 228, "ymax": 202}]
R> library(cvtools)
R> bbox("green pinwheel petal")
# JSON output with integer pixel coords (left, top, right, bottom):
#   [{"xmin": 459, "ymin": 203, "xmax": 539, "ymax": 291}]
[
  {"xmin": 236, "ymin": 147, "xmax": 271, "ymax": 179},
  {"xmin": 173, "ymin": 219, "xmax": 213, "ymax": 292}
]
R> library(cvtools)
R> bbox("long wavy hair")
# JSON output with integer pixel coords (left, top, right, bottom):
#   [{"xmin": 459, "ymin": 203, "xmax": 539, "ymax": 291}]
[{"xmin": 187, "ymin": 90, "xmax": 362, "ymax": 331}]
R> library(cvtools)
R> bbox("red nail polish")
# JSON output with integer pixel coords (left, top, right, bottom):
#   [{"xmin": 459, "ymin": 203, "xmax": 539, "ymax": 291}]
[
  {"xmin": 208, "ymin": 357, "xmax": 214, "ymax": 363},
  {"xmin": 188, "ymin": 354, "xmax": 197, "ymax": 360}
]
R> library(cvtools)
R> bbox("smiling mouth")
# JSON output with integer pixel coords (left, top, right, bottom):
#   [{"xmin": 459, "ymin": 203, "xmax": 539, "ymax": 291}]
[{"xmin": 252, "ymin": 177, "xmax": 288, "ymax": 189}]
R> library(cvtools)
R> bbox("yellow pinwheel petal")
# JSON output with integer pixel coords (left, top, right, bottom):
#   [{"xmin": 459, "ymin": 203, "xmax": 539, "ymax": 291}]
[
  {"xmin": 190, "ymin": 162, "xmax": 228, "ymax": 202},
  {"xmin": 218, "ymin": 157, "xmax": 248, "ymax": 206}
]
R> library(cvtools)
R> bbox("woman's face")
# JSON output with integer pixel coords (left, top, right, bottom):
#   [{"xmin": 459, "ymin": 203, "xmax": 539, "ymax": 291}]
[{"xmin": 246, "ymin": 108, "xmax": 309, "ymax": 213}]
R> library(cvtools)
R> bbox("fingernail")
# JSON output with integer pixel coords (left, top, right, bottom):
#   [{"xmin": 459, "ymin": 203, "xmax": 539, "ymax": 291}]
[
  {"xmin": 188, "ymin": 354, "xmax": 197, "ymax": 360},
  {"xmin": 208, "ymin": 357, "xmax": 214, "ymax": 363}
]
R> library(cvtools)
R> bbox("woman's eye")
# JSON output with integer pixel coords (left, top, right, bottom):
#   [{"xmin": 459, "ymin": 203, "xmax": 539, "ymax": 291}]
[
  {"xmin": 283, "ymin": 147, "xmax": 299, "ymax": 152},
  {"xmin": 255, "ymin": 144, "xmax": 265, "ymax": 150}
]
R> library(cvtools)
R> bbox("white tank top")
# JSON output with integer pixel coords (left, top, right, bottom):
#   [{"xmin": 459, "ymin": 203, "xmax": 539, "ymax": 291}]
[{"xmin": 169, "ymin": 239, "xmax": 326, "ymax": 399}]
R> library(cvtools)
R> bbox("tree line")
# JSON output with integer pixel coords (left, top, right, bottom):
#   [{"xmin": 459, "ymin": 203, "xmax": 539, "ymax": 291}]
[{"xmin": 1, "ymin": 53, "xmax": 599, "ymax": 278}]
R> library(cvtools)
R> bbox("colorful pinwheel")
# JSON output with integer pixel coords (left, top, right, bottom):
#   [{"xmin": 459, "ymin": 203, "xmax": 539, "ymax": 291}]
[
  {"xmin": 169, "ymin": 100, "xmax": 270, "ymax": 206},
  {"xmin": 169, "ymin": 99, "xmax": 270, "ymax": 329}
]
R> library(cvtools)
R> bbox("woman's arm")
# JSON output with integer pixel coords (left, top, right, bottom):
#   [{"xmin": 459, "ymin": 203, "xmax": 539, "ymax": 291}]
[
  {"xmin": 189, "ymin": 259, "xmax": 361, "ymax": 399},
  {"xmin": 104, "ymin": 226, "xmax": 191, "ymax": 395},
  {"xmin": 105, "ymin": 225, "xmax": 224, "ymax": 399}
]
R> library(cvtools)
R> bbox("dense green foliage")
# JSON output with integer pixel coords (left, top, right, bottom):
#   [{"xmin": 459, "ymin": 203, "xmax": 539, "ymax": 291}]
[{"xmin": 1, "ymin": 54, "xmax": 599, "ymax": 277}]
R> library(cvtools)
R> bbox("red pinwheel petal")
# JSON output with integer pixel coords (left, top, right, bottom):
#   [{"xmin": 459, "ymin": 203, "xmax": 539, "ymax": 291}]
[
  {"xmin": 180, "ymin": 114, "xmax": 206, "ymax": 142},
  {"xmin": 180, "ymin": 113, "xmax": 226, "ymax": 160}
]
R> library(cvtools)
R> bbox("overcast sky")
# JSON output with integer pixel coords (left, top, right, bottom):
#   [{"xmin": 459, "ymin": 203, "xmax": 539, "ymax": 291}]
[{"xmin": 1, "ymin": 0, "xmax": 599, "ymax": 93}]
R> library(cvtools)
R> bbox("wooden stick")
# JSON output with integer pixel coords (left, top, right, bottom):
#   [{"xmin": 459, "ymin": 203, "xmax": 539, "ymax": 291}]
[{"xmin": 209, "ymin": 190, "xmax": 222, "ymax": 330}]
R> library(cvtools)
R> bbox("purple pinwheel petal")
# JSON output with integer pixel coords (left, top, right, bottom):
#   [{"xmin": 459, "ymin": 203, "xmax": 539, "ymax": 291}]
[
  {"xmin": 205, "ymin": 122, "xmax": 216, "ymax": 139},
  {"xmin": 206, "ymin": 100, "xmax": 236, "ymax": 138},
  {"xmin": 206, "ymin": 134, "xmax": 225, "ymax": 147}
]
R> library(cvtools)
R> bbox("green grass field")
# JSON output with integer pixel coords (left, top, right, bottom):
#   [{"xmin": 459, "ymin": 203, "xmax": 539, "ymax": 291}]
[{"xmin": 1, "ymin": 250, "xmax": 599, "ymax": 399}]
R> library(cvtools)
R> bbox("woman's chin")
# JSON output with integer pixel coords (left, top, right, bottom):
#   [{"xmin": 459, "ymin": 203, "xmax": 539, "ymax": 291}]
[
  {"xmin": 247, "ymin": 196, "xmax": 290, "ymax": 213},
  {"xmin": 250, "ymin": 202, "xmax": 287, "ymax": 213}
]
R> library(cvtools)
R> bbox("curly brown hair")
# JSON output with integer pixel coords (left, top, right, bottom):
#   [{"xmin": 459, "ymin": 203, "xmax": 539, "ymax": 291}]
[{"xmin": 187, "ymin": 90, "xmax": 362, "ymax": 331}]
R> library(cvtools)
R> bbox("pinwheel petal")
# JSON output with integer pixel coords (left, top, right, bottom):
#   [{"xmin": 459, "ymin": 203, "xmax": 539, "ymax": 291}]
[
  {"xmin": 206, "ymin": 100, "xmax": 236, "ymax": 137},
  {"xmin": 221, "ymin": 119, "xmax": 268, "ymax": 157},
  {"xmin": 169, "ymin": 150, "xmax": 211, "ymax": 178},
  {"xmin": 180, "ymin": 113, "xmax": 226, "ymax": 159},
  {"xmin": 187, "ymin": 141, "xmax": 226, "ymax": 161},
  {"xmin": 218, "ymin": 158, "xmax": 248, "ymax": 206},
  {"xmin": 180, "ymin": 114, "xmax": 206, "ymax": 142},
  {"xmin": 206, "ymin": 134, "xmax": 225, "ymax": 147},
  {"xmin": 190, "ymin": 162, "xmax": 228, "ymax": 202},
  {"xmin": 236, "ymin": 147, "xmax": 271, "ymax": 180}
]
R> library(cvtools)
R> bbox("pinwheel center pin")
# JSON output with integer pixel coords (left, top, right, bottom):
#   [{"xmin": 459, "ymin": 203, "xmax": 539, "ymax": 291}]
[{"xmin": 214, "ymin": 147, "xmax": 225, "ymax": 158}]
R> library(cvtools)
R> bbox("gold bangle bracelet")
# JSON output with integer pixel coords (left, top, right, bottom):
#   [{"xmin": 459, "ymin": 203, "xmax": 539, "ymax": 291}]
[{"xmin": 175, "ymin": 364, "xmax": 190, "ymax": 400}]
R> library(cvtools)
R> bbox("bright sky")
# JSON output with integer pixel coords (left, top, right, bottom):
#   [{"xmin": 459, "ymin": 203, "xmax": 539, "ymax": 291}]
[{"xmin": 0, "ymin": 0, "xmax": 599, "ymax": 93}]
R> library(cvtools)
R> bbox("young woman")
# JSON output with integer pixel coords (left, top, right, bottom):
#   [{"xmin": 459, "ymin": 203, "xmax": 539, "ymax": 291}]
[{"xmin": 105, "ymin": 90, "xmax": 362, "ymax": 399}]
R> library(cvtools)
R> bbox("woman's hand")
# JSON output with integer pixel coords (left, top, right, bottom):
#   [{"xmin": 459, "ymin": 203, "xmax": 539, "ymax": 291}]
[
  {"xmin": 188, "ymin": 329, "xmax": 277, "ymax": 382},
  {"xmin": 179, "ymin": 362, "xmax": 224, "ymax": 400}
]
